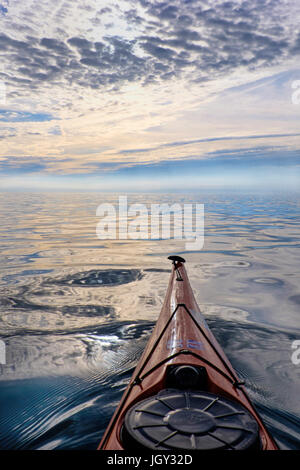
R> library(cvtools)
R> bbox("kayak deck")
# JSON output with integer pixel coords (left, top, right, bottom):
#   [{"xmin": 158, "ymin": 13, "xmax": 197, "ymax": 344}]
[{"xmin": 98, "ymin": 256, "xmax": 278, "ymax": 450}]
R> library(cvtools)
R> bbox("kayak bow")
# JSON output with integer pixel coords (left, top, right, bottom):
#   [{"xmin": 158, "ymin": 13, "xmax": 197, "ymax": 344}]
[{"xmin": 98, "ymin": 256, "xmax": 278, "ymax": 450}]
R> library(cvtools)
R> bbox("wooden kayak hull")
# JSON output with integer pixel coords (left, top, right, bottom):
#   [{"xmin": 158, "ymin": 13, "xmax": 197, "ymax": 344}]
[{"xmin": 98, "ymin": 257, "xmax": 278, "ymax": 450}]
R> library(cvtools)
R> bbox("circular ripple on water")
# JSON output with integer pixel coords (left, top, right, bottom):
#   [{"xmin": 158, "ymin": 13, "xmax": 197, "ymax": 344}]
[
  {"xmin": 251, "ymin": 277, "xmax": 284, "ymax": 286},
  {"xmin": 60, "ymin": 305, "xmax": 115, "ymax": 318},
  {"xmin": 55, "ymin": 269, "xmax": 143, "ymax": 287}
]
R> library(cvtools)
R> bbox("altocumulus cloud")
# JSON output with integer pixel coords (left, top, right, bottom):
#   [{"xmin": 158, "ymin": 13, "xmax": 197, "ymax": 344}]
[
  {"xmin": 0, "ymin": 0, "xmax": 300, "ymax": 185},
  {"xmin": 0, "ymin": 0, "xmax": 300, "ymax": 103}
]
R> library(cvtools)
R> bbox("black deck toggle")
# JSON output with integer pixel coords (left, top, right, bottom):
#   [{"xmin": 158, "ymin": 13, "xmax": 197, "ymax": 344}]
[{"xmin": 168, "ymin": 255, "xmax": 186, "ymax": 264}]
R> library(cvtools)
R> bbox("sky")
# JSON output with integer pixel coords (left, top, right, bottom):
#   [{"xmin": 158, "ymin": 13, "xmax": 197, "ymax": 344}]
[{"xmin": 0, "ymin": 0, "xmax": 300, "ymax": 191}]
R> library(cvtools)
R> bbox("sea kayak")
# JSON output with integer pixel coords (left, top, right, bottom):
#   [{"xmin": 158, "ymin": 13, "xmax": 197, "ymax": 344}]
[{"xmin": 98, "ymin": 256, "xmax": 278, "ymax": 450}]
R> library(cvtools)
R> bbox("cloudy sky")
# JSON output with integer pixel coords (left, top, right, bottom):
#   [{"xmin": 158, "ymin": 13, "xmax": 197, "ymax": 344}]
[{"xmin": 0, "ymin": 0, "xmax": 300, "ymax": 191}]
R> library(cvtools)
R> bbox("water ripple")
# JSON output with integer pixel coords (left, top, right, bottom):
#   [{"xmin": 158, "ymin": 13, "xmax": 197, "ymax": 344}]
[
  {"xmin": 0, "ymin": 191, "xmax": 299, "ymax": 449},
  {"xmin": 55, "ymin": 269, "xmax": 143, "ymax": 287}
]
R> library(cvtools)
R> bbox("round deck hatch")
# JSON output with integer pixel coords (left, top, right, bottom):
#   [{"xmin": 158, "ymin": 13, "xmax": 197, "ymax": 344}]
[{"xmin": 123, "ymin": 389, "xmax": 260, "ymax": 450}]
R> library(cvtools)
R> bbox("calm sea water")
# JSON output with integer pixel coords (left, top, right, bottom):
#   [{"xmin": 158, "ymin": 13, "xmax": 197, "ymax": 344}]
[{"xmin": 0, "ymin": 191, "xmax": 299, "ymax": 450}]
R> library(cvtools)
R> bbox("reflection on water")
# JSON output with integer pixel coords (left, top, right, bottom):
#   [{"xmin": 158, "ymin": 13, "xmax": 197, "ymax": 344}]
[
  {"xmin": 0, "ymin": 191, "xmax": 299, "ymax": 449},
  {"xmin": 56, "ymin": 269, "xmax": 143, "ymax": 287}
]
